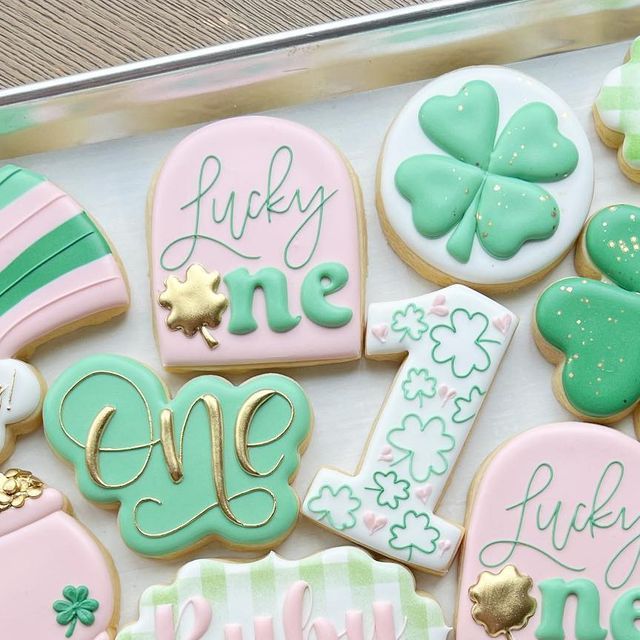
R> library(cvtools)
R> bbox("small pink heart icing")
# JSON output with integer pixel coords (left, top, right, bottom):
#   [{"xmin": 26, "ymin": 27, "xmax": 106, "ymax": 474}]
[
  {"xmin": 415, "ymin": 485, "xmax": 433, "ymax": 504},
  {"xmin": 428, "ymin": 294, "xmax": 449, "ymax": 317},
  {"xmin": 378, "ymin": 446, "xmax": 394, "ymax": 462},
  {"xmin": 492, "ymin": 313, "xmax": 512, "ymax": 335},
  {"xmin": 438, "ymin": 539, "xmax": 452, "ymax": 555},
  {"xmin": 438, "ymin": 385, "xmax": 456, "ymax": 406},
  {"xmin": 371, "ymin": 323, "xmax": 389, "ymax": 343},
  {"xmin": 363, "ymin": 511, "xmax": 388, "ymax": 535}
]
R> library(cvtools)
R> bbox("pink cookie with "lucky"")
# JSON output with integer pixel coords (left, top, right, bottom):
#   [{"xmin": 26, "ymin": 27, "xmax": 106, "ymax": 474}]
[{"xmin": 149, "ymin": 115, "xmax": 365, "ymax": 372}]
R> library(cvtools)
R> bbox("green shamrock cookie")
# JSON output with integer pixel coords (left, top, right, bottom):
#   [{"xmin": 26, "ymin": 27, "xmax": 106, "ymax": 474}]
[
  {"xmin": 535, "ymin": 204, "xmax": 640, "ymax": 427},
  {"xmin": 395, "ymin": 80, "xmax": 579, "ymax": 263},
  {"xmin": 43, "ymin": 354, "xmax": 312, "ymax": 556}
]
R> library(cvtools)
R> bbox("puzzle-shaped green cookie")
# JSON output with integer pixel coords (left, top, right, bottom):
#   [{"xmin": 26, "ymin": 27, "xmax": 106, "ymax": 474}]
[
  {"xmin": 43, "ymin": 354, "xmax": 312, "ymax": 556},
  {"xmin": 535, "ymin": 204, "xmax": 640, "ymax": 428}
]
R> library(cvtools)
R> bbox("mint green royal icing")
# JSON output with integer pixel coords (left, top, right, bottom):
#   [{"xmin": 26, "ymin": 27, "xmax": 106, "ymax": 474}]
[
  {"xmin": 223, "ymin": 267, "xmax": 301, "ymax": 334},
  {"xmin": 585, "ymin": 205, "xmax": 640, "ymax": 292},
  {"xmin": 0, "ymin": 164, "xmax": 45, "ymax": 210},
  {"xmin": 300, "ymin": 262, "xmax": 352, "ymax": 328},
  {"xmin": 610, "ymin": 588, "xmax": 640, "ymax": 640},
  {"xmin": 536, "ymin": 204, "xmax": 640, "ymax": 419},
  {"xmin": 536, "ymin": 278, "xmax": 640, "ymax": 418},
  {"xmin": 536, "ymin": 578, "xmax": 607, "ymax": 640},
  {"xmin": 395, "ymin": 80, "xmax": 579, "ymax": 263},
  {"xmin": 43, "ymin": 355, "xmax": 312, "ymax": 556}
]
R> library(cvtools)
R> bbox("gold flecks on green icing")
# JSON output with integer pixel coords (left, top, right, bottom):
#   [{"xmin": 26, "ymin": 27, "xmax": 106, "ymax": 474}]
[
  {"xmin": 395, "ymin": 80, "xmax": 578, "ymax": 263},
  {"xmin": 537, "ymin": 204, "xmax": 640, "ymax": 418},
  {"xmin": 596, "ymin": 36, "xmax": 640, "ymax": 167}
]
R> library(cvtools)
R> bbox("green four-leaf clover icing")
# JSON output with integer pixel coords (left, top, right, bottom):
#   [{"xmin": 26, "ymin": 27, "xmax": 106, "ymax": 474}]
[
  {"xmin": 536, "ymin": 205, "xmax": 640, "ymax": 418},
  {"xmin": 395, "ymin": 80, "xmax": 579, "ymax": 263}
]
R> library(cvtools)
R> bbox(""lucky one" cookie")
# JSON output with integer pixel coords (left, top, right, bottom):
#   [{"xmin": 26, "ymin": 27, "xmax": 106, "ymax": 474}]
[
  {"xmin": 535, "ymin": 204, "xmax": 640, "ymax": 431},
  {"xmin": 0, "ymin": 468, "xmax": 119, "ymax": 639},
  {"xmin": 43, "ymin": 354, "xmax": 312, "ymax": 557},
  {"xmin": 377, "ymin": 66, "xmax": 593, "ymax": 292},
  {"xmin": 457, "ymin": 422, "xmax": 640, "ymax": 640},
  {"xmin": 116, "ymin": 546, "xmax": 450, "ymax": 640},
  {"xmin": 0, "ymin": 165, "xmax": 130, "ymax": 462},
  {"xmin": 149, "ymin": 116, "xmax": 365, "ymax": 372}
]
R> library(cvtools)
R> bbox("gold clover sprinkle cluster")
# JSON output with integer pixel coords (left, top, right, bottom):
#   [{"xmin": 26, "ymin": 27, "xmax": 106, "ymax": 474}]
[
  {"xmin": 469, "ymin": 565, "xmax": 537, "ymax": 639},
  {"xmin": 159, "ymin": 264, "xmax": 228, "ymax": 349},
  {"xmin": 0, "ymin": 469, "xmax": 44, "ymax": 511}
]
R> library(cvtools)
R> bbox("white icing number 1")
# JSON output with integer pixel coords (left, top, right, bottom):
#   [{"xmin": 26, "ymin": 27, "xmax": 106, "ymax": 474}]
[{"xmin": 303, "ymin": 285, "xmax": 517, "ymax": 574}]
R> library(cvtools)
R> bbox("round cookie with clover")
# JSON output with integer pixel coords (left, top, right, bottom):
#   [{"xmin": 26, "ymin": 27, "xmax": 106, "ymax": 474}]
[
  {"xmin": 594, "ymin": 37, "xmax": 640, "ymax": 182},
  {"xmin": 377, "ymin": 66, "xmax": 593, "ymax": 292},
  {"xmin": 535, "ymin": 204, "xmax": 640, "ymax": 432}
]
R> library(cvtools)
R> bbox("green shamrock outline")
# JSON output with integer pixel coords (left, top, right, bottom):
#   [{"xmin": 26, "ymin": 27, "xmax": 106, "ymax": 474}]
[
  {"xmin": 390, "ymin": 303, "xmax": 429, "ymax": 341},
  {"xmin": 388, "ymin": 510, "xmax": 440, "ymax": 561},
  {"xmin": 306, "ymin": 484, "xmax": 361, "ymax": 531},
  {"xmin": 387, "ymin": 414, "xmax": 455, "ymax": 482},
  {"xmin": 402, "ymin": 368, "xmax": 437, "ymax": 407},
  {"xmin": 452, "ymin": 386, "xmax": 485, "ymax": 424},
  {"xmin": 53, "ymin": 585, "xmax": 99, "ymax": 638},
  {"xmin": 431, "ymin": 309, "xmax": 500, "ymax": 379},
  {"xmin": 365, "ymin": 470, "xmax": 411, "ymax": 509},
  {"xmin": 394, "ymin": 79, "xmax": 579, "ymax": 263}
]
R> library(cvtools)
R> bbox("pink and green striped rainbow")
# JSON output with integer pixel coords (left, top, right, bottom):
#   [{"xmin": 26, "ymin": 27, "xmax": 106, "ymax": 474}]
[{"xmin": 0, "ymin": 165, "xmax": 129, "ymax": 358}]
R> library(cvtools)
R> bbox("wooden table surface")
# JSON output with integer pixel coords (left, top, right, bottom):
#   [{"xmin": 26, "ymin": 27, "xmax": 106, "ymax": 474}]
[{"xmin": 1, "ymin": 0, "xmax": 423, "ymax": 88}]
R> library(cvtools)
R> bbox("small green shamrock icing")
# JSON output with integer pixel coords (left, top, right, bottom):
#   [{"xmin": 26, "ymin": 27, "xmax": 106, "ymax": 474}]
[
  {"xmin": 431, "ymin": 309, "xmax": 499, "ymax": 378},
  {"xmin": 388, "ymin": 414, "xmax": 455, "ymax": 482},
  {"xmin": 389, "ymin": 511, "xmax": 440, "ymax": 560},
  {"xmin": 53, "ymin": 585, "xmax": 99, "ymax": 638},
  {"xmin": 391, "ymin": 303, "xmax": 429, "ymax": 341},
  {"xmin": 536, "ymin": 204, "xmax": 640, "ymax": 420},
  {"xmin": 366, "ymin": 470, "xmax": 410, "ymax": 509},
  {"xmin": 402, "ymin": 368, "xmax": 437, "ymax": 407},
  {"xmin": 395, "ymin": 80, "xmax": 579, "ymax": 263},
  {"xmin": 306, "ymin": 485, "xmax": 361, "ymax": 531}
]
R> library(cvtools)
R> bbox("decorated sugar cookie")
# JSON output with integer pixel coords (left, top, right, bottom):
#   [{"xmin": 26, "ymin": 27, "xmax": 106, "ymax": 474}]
[
  {"xmin": 116, "ymin": 546, "xmax": 450, "ymax": 640},
  {"xmin": 0, "ymin": 164, "xmax": 129, "ymax": 359},
  {"xmin": 0, "ymin": 468, "xmax": 118, "ymax": 639},
  {"xmin": 303, "ymin": 284, "xmax": 516, "ymax": 575},
  {"xmin": 0, "ymin": 359, "xmax": 45, "ymax": 461},
  {"xmin": 456, "ymin": 422, "xmax": 640, "ymax": 640},
  {"xmin": 0, "ymin": 165, "xmax": 129, "ymax": 460},
  {"xmin": 149, "ymin": 115, "xmax": 364, "ymax": 372},
  {"xmin": 377, "ymin": 66, "xmax": 593, "ymax": 292},
  {"xmin": 43, "ymin": 354, "xmax": 312, "ymax": 556},
  {"xmin": 594, "ymin": 37, "xmax": 640, "ymax": 182},
  {"xmin": 535, "ymin": 204, "xmax": 640, "ymax": 430}
]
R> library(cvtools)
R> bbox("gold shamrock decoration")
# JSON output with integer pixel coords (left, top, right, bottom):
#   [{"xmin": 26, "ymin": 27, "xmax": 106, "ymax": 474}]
[
  {"xmin": 0, "ymin": 469, "xmax": 44, "ymax": 511},
  {"xmin": 469, "ymin": 565, "xmax": 537, "ymax": 639},
  {"xmin": 159, "ymin": 264, "xmax": 228, "ymax": 349}
]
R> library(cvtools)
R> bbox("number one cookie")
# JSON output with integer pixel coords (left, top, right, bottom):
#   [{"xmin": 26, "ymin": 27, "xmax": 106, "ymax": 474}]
[{"xmin": 303, "ymin": 284, "xmax": 517, "ymax": 574}]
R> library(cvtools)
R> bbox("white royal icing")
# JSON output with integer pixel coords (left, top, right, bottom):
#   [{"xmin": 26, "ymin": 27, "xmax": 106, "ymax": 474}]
[
  {"xmin": 0, "ymin": 359, "xmax": 42, "ymax": 452},
  {"xmin": 378, "ymin": 66, "xmax": 593, "ymax": 286},
  {"xmin": 303, "ymin": 285, "xmax": 517, "ymax": 574}
]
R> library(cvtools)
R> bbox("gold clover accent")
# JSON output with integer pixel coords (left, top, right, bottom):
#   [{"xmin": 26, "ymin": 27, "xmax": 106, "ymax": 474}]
[
  {"xmin": 469, "ymin": 565, "xmax": 537, "ymax": 639},
  {"xmin": 0, "ymin": 469, "xmax": 44, "ymax": 511},
  {"xmin": 159, "ymin": 264, "xmax": 228, "ymax": 349}
]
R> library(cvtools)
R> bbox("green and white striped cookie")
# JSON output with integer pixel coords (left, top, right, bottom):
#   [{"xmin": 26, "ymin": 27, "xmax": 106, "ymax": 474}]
[
  {"xmin": 594, "ymin": 37, "xmax": 640, "ymax": 182},
  {"xmin": 116, "ymin": 546, "xmax": 450, "ymax": 640}
]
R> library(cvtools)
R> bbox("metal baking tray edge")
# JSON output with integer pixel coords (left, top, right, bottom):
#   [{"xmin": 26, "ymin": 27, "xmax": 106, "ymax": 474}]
[{"xmin": 1, "ymin": 0, "xmax": 639, "ymax": 158}]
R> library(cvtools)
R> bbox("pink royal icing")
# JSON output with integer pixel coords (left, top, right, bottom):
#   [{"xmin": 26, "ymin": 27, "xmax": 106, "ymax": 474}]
[
  {"xmin": 0, "ymin": 488, "xmax": 117, "ymax": 639},
  {"xmin": 457, "ymin": 422, "xmax": 640, "ymax": 639},
  {"xmin": 149, "ymin": 115, "xmax": 364, "ymax": 371}
]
